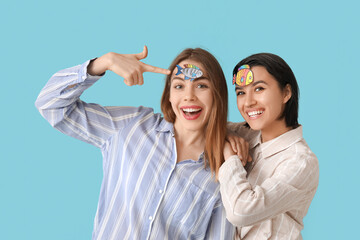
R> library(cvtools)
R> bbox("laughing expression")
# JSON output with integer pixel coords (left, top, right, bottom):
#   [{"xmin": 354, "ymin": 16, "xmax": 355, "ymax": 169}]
[
  {"xmin": 169, "ymin": 60, "xmax": 213, "ymax": 132},
  {"xmin": 235, "ymin": 66, "xmax": 291, "ymax": 136}
]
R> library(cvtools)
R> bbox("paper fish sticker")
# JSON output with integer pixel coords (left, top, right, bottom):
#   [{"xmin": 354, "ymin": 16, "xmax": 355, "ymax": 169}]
[
  {"xmin": 176, "ymin": 64, "xmax": 203, "ymax": 81},
  {"xmin": 233, "ymin": 64, "xmax": 253, "ymax": 86}
]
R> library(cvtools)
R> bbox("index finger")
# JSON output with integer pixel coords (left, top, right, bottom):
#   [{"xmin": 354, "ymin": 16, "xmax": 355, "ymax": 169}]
[{"xmin": 143, "ymin": 63, "xmax": 171, "ymax": 75}]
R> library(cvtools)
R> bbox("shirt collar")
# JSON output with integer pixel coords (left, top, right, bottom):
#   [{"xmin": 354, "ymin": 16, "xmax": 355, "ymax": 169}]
[
  {"xmin": 156, "ymin": 118, "xmax": 206, "ymax": 163},
  {"xmin": 155, "ymin": 118, "xmax": 175, "ymax": 136},
  {"xmin": 259, "ymin": 125, "xmax": 303, "ymax": 159},
  {"xmin": 249, "ymin": 130, "xmax": 262, "ymax": 149}
]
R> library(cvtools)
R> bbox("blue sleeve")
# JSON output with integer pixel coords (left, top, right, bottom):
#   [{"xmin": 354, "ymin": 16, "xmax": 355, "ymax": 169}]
[{"xmin": 35, "ymin": 60, "xmax": 154, "ymax": 149}]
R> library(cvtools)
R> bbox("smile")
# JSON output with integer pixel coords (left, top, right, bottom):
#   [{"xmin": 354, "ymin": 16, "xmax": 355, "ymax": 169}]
[
  {"xmin": 181, "ymin": 106, "xmax": 202, "ymax": 120},
  {"xmin": 247, "ymin": 110, "xmax": 264, "ymax": 119}
]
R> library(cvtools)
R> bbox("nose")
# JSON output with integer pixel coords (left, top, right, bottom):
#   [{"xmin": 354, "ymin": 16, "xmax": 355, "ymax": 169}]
[
  {"xmin": 244, "ymin": 91, "xmax": 256, "ymax": 107},
  {"xmin": 184, "ymin": 84, "xmax": 196, "ymax": 101}
]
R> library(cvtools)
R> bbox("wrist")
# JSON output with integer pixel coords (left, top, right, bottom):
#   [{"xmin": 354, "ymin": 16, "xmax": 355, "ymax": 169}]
[
  {"xmin": 88, "ymin": 54, "xmax": 111, "ymax": 76},
  {"xmin": 102, "ymin": 52, "xmax": 115, "ymax": 71}
]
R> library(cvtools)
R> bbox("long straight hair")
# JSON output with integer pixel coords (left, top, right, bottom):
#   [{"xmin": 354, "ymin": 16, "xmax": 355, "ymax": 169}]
[{"xmin": 161, "ymin": 48, "xmax": 228, "ymax": 178}]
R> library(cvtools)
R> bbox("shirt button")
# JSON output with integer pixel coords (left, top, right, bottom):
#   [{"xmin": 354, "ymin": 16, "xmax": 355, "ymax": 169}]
[
  {"xmin": 149, "ymin": 216, "xmax": 153, "ymax": 220},
  {"xmin": 159, "ymin": 190, "xmax": 163, "ymax": 194}
]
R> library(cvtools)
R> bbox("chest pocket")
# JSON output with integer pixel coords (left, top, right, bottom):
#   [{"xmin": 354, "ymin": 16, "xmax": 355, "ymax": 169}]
[{"xmin": 159, "ymin": 181, "xmax": 218, "ymax": 239}]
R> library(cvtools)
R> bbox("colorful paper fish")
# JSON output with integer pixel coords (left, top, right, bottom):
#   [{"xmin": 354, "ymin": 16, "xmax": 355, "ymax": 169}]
[
  {"xmin": 176, "ymin": 64, "xmax": 203, "ymax": 81},
  {"xmin": 233, "ymin": 64, "xmax": 253, "ymax": 86}
]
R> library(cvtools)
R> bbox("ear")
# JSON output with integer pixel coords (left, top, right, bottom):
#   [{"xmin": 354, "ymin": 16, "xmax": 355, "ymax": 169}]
[{"xmin": 283, "ymin": 84, "xmax": 292, "ymax": 104}]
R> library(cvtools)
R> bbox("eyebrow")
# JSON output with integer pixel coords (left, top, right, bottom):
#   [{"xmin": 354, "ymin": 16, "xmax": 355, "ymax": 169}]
[
  {"xmin": 252, "ymin": 80, "xmax": 268, "ymax": 86},
  {"xmin": 171, "ymin": 76, "xmax": 209, "ymax": 82},
  {"xmin": 235, "ymin": 80, "xmax": 268, "ymax": 90}
]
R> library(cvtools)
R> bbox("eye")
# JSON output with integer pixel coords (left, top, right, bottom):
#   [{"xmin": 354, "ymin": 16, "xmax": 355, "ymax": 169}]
[
  {"xmin": 236, "ymin": 91, "xmax": 245, "ymax": 96},
  {"xmin": 197, "ymin": 83, "xmax": 208, "ymax": 89},
  {"xmin": 255, "ymin": 87, "xmax": 265, "ymax": 92},
  {"xmin": 173, "ymin": 84, "xmax": 183, "ymax": 89}
]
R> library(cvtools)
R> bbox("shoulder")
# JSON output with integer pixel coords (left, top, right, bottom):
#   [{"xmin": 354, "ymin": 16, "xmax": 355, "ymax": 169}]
[
  {"xmin": 269, "ymin": 126, "xmax": 319, "ymax": 173},
  {"xmin": 276, "ymin": 139, "xmax": 319, "ymax": 188},
  {"xmin": 104, "ymin": 106, "xmax": 165, "ymax": 133},
  {"xmin": 120, "ymin": 106, "xmax": 158, "ymax": 121},
  {"xmin": 133, "ymin": 106, "xmax": 166, "ymax": 128},
  {"xmin": 227, "ymin": 121, "xmax": 260, "ymax": 142},
  {"xmin": 227, "ymin": 121, "xmax": 248, "ymax": 133},
  {"xmin": 285, "ymin": 138, "xmax": 318, "ymax": 167}
]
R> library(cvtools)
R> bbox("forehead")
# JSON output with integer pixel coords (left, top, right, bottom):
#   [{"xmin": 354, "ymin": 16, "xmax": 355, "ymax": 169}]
[
  {"xmin": 235, "ymin": 66, "xmax": 276, "ymax": 90},
  {"xmin": 171, "ymin": 59, "xmax": 206, "ymax": 78},
  {"xmin": 251, "ymin": 66, "xmax": 273, "ymax": 80}
]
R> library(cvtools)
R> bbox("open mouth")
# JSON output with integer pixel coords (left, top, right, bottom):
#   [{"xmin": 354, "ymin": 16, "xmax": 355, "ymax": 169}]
[
  {"xmin": 181, "ymin": 107, "xmax": 202, "ymax": 120},
  {"xmin": 247, "ymin": 110, "xmax": 264, "ymax": 119}
]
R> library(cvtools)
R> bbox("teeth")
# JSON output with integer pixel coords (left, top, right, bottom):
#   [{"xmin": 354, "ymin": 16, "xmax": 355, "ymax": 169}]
[
  {"xmin": 182, "ymin": 108, "xmax": 201, "ymax": 113},
  {"xmin": 248, "ymin": 110, "xmax": 263, "ymax": 117}
]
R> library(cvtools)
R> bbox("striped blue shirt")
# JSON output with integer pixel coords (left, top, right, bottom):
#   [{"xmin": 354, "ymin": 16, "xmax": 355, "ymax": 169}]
[{"xmin": 35, "ymin": 60, "xmax": 235, "ymax": 240}]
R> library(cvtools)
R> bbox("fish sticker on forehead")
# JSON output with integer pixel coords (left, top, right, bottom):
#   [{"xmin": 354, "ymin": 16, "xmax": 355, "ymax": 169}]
[
  {"xmin": 176, "ymin": 64, "xmax": 203, "ymax": 81},
  {"xmin": 232, "ymin": 64, "xmax": 253, "ymax": 86}
]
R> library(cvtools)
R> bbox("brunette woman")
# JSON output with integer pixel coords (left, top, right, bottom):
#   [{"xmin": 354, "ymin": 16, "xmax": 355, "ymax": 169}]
[{"xmin": 219, "ymin": 53, "xmax": 319, "ymax": 239}]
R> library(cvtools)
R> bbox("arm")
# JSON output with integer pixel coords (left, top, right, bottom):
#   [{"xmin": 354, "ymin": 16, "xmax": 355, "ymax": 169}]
[
  {"xmin": 35, "ymin": 46, "xmax": 170, "ymax": 148},
  {"xmin": 219, "ymin": 143, "xmax": 318, "ymax": 227},
  {"xmin": 204, "ymin": 202, "xmax": 235, "ymax": 240},
  {"xmin": 86, "ymin": 46, "xmax": 170, "ymax": 85}
]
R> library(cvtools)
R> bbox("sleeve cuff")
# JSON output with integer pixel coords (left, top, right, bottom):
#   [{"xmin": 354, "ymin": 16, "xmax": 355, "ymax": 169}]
[
  {"xmin": 59, "ymin": 59, "xmax": 103, "ymax": 95},
  {"xmin": 79, "ymin": 59, "xmax": 103, "ymax": 85}
]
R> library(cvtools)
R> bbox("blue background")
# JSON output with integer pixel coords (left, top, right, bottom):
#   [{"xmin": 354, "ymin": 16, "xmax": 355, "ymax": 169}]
[{"xmin": 2, "ymin": 0, "xmax": 359, "ymax": 239}]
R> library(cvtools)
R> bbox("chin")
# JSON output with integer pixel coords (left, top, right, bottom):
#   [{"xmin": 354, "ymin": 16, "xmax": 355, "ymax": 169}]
[{"xmin": 246, "ymin": 121, "xmax": 263, "ymax": 131}]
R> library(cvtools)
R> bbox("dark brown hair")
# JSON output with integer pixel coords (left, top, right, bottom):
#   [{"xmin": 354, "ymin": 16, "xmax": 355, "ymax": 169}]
[
  {"xmin": 161, "ymin": 48, "xmax": 228, "ymax": 178},
  {"xmin": 234, "ymin": 53, "xmax": 299, "ymax": 128}
]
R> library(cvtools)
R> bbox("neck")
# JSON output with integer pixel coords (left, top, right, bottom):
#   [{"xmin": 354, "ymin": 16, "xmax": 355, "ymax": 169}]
[
  {"xmin": 173, "ymin": 122, "xmax": 206, "ymax": 147},
  {"xmin": 260, "ymin": 119, "xmax": 292, "ymax": 143}
]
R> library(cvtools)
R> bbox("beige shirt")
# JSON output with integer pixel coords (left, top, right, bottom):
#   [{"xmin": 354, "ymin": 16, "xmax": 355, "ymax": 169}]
[{"xmin": 219, "ymin": 123, "xmax": 319, "ymax": 240}]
